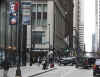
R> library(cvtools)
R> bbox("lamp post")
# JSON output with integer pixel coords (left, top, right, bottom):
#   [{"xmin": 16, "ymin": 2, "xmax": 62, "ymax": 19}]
[
  {"xmin": 16, "ymin": 0, "xmax": 22, "ymax": 77},
  {"xmin": 48, "ymin": 24, "xmax": 50, "ymax": 52}
]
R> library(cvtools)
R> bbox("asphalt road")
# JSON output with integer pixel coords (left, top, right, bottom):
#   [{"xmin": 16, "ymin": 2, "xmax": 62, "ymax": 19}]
[{"xmin": 35, "ymin": 65, "xmax": 93, "ymax": 77}]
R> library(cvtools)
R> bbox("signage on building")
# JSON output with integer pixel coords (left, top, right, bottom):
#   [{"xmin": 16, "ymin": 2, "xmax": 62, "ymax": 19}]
[
  {"xmin": 22, "ymin": 9, "xmax": 31, "ymax": 15},
  {"xmin": 22, "ymin": 1, "xmax": 32, "ymax": 25},
  {"xmin": 22, "ymin": 2, "xmax": 32, "ymax": 5},
  {"xmin": 10, "ymin": 16, "xmax": 17, "ymax": 25},
  {"xmin": 22, "ymin": 15, "xmax": 31, "ymax": 25},
  {"xmin": 9, "ymin": 1, "xmax": 19, "ymax": 25}
]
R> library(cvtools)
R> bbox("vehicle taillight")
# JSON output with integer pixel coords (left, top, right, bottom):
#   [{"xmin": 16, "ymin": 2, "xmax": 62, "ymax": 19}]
[
  {"xmin": 93, "ymin": 64, "xmax": 96, "ymax": 70},
  {"xmin": 85, "ymin": 60, "xmax": 88, "ymax": 64}
]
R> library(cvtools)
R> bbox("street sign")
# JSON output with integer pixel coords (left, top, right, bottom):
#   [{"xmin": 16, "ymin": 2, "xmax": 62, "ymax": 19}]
[
  {"xmin": 21, "ymin": 1, "xmax": 32, "ymax": 25},
  {"xmin": 10, "ymin": 16, "xmax": 17, "ymax": 25}
]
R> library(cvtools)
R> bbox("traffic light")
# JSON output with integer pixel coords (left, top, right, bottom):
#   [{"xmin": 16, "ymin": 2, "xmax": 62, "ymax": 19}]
[{"xmin": 64, "ymin": 48, "xmax": 69, "ymax": 52}]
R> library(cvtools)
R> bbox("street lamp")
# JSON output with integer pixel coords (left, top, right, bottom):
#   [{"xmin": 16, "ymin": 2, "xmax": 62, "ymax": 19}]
[
  {"xmin": 48, "ymin": 24, "xmax": 50, "ymax": 52},
  {"xmin": 16, "ymin": 0, "xmax": 21, "ymax": 77}
]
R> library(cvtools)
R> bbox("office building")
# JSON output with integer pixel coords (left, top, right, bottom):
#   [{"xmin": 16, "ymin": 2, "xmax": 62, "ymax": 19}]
[
  {"xmin": 21, "ymin": 0, "xmax": 66, "ymax": 57},
  {"xmin": 95, "ymin": 0, "xmax": 100, "ymax": 51},
  {"xmin": 73, "ymin": 0, "xmax": 85, "ymax": 53}
]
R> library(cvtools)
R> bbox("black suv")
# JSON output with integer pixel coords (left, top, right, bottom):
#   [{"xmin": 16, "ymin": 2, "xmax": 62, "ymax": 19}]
[
  {"xmin": 93, "ymin": 58, "xmax": 100, "ymax": 77},
  {"xmin": 75, "ymin": 56, "xmax": 95, "ymax": 69},
  {"xmin": 59, "ymin": 57, "xmax": 76, "ymax": 66}
]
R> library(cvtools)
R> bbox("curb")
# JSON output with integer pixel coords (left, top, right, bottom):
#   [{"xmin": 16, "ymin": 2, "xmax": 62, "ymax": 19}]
[{"xmin": 29, "ymin": 68, "xmax": 57, "ymax": 77}]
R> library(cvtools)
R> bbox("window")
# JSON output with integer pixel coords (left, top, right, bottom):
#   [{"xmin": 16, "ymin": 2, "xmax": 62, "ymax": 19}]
[
  {"xmin": 37, "ymin": 4, "xmax": 42, "ymax": 12},
  {"xmin": 32, "ymin": 4, "xmax": 47, "ymax": 25},
  {"xmin": 43, "ymin": 12, "xmax": 47, "ymax": 24},
  {"xmin": 37, "ymin": 12, "xmax": 41, "ymax": 25},
  {"xmin": 32, "ymin": 31, "xmax": 45, "ymax": 44},
  {"xmin": 32, "ymin": 4, "xmax": 36, "ymax": 12},
  {"xmin": 32, "ymin": 13, "xmax": 36, "ymax": 25},
  {"xmin": 43, "ymin": 4, "xmax": 47, "ymax": 24},
  {"xmin": 0, "ymin": 50, "xmax": 5, "ymax": 64},
  {"xmin": 43, "ymin": 4, "xmax": 47, "ymax": 12}
]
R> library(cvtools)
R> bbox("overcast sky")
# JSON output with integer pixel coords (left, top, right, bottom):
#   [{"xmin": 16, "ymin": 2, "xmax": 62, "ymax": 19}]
[{"xmin": 84, "ymin": 0, "xmax": 96, "ymax": 52}]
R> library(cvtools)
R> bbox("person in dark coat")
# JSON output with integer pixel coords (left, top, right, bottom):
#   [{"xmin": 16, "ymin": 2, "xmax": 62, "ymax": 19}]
[{"xmin": 3, "ymin": 60, "xmax": 10, "ymax": 77}]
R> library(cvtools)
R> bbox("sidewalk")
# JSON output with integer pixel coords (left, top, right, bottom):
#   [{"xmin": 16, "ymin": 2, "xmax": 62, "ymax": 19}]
[{"xmin": 0, "ymin": 63, "xmax": 57, "ymax": 77}]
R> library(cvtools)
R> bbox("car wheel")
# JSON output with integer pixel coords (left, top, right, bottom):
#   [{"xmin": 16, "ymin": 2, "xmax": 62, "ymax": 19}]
[
  {"xmin": 64, "ymin": 64, "xmax": 66, "ymax": 66},
  {"xmin": 75, "ymin": 65, "xmax": 78, "ymax": 68},
  {"xmin": 72, "ymin": 63, "xmax": 74, "ymax": 66},
  {"xmin": 93, "ymin": 72, "xmax": 96, "ymax": 77}
]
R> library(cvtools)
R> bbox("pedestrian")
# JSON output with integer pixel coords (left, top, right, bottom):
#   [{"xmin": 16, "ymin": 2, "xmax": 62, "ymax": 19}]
[
  {"xmin": 37, "ymin": 56, "xmax": 41, "ymax": 65},
  {"xmin": 3, "ymin": 60, "xmax": 10, "ymax": 77},
  {"xmin": 42, "ymin": 59, "xmax": 47, "ymax": 70},
  {"xmin": 42, "ymin": 56, "xmax": 47, "ymax": 70}
]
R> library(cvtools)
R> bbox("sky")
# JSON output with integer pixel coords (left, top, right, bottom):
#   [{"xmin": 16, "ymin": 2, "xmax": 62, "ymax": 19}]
[{"xmin": 84, "ymin": 0, "xmax": 96, "ymax": 52}]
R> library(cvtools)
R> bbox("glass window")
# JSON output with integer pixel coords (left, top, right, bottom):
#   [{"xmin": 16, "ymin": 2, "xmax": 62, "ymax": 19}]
[
  {"xmin": 32, "ymin": 31, "xmax": 45, "ymax": 44},
  {"xmin": 32, "ymin": 4, "xmax": 47, "ymax": 25},
  {"xmin": 37, "ymin": 12, "xmax": 41, "ymax": 24},
  {"xmin": 43, "ymin": 19, "xmax": 47, "ymax": 25},
  {"xmin": 32, "ymin": 4, "xmax": 36, "ymax": 12},
  {"xmin": 43, "ymin": 4, "xmax": 47, "ymax": 25},
  {"xmin": 42, "ymin": 32, "xmax": 45, "ymax": 44},
  {"xmin": 32, "ymin": 31, "xmax": 42, "ymax": 44},
  {"xmin": 43, "ymin": 4, "xmax": 47, "ymax": 12},
  {"xmin": 37, "ymin": 4, "xmax": 42, "ymax": 12},
  {"xmin": 32, "ymin": 13, "xmax": 36, "ymax": 25},
  {"xmin": 43, "ymin": 12, "xmax": 47, "ymax": 19},
  {"xmin": 43, "ymin": 12, "xmax": 47, "ymax": 24},
  {"xmin": 0, "ymin": 49, "xmax": 5, "ymax": 65}
]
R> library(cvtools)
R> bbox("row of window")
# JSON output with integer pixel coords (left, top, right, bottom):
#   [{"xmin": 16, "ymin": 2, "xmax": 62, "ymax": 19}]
[
  {"xmin": 31, "ymin": 4, "xmax": 48, "ymax": 47},
  {"xmin": 32, "ymin": 4, "xmax": 47, "ymax": 12},
  {"xmin": 32, "ymin": 4, "xmax": 47, "ymax": 25}
]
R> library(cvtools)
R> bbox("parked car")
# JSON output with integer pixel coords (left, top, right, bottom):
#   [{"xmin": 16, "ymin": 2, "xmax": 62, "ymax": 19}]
[
  {"xmin": 75, "ymin": 56, "xmax": 95, "ymax": 69},
  {"xmin": 93, "ymin": 58, "xmax": 100, "ymax": 77},
  {"xmin": 59, "ymin": 57, "xmax": 76, "ymax": 66}
]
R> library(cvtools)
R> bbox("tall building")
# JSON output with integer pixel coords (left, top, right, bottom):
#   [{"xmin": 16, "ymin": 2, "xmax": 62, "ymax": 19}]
[
  {"xmin": 95, "ymin": 0, "xmax": 100, "ymax": 51},
  {"xmin": 0, "ymin": 0, "xmax": 7, "ymax": 65},
  {"xmin": 0, "ymin": 0, "xmax": 27, "ymax": 66},
  {"xmin": 22, "ymin": 0, "xmax": 66, "ymax": 57},
  {"xmin": 73, "ymin": 0, "xmax": 85, "ymax": 53},
  {"xmin": 92, "ymin": 34, "xmax": 96, "ymax": 51},
  {"xmin": 0, "ymin": 0, "xmax": 66, "ymax": 66},
  {"xmin": 59, "ymin": 0, "xmax": 73, "ymax": 49}
]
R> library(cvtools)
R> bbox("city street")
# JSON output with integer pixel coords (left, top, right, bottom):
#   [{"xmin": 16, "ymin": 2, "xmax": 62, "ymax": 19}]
[
  {"xmin": 35, "ymin": 65, "xmax": 93, "ymax": 77},
  {"xmin": 1, "ymin": 0, "xmax": 100, "ymax": 77}
]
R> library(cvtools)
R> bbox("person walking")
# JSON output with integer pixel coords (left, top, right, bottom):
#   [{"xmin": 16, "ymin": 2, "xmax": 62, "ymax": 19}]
[
  {"xmin": 3, "ymin": 60, "xmax": 10, "ymax": 77},
  {"xmin": 37, "ymin": 56, "xmax": 41, "ymax": 66}
]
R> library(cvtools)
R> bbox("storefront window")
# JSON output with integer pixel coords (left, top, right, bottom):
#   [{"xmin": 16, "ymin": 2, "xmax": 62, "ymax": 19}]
[{"xmin": 32, "ymin": 31, "xmax": 45, "ymax": 44}]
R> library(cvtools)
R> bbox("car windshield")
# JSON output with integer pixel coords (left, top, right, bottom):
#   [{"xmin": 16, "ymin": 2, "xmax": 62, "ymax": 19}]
[{"xmin": 95, "ymin": 59, "xmax": 100, "ymax": 65}]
